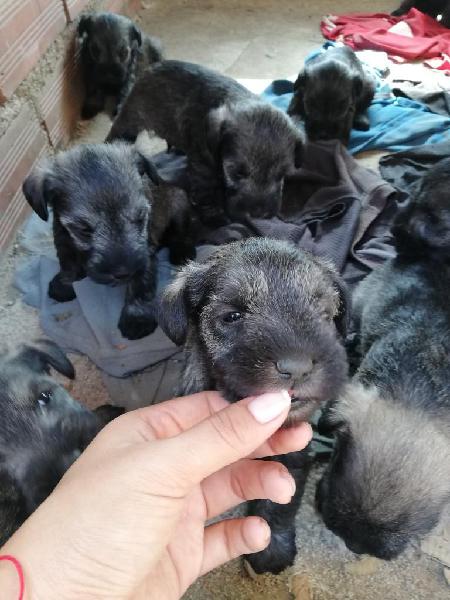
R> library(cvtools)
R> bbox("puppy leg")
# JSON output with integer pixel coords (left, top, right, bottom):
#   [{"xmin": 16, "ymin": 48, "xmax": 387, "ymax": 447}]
[
  {"xmin": 167, "ymin": 194, "xmax": 197, "ymax": 265},
  {"xmin": 245, "ymin": 451, "xmax": 311, "ymax": 575},
  {"xmin": 118, "ymin": 253, "xmax": 158, "ymax": 339},
  {"xmin": 49, "ymin": 221, "xmax": 86, "ymax": 302},
  {"xmin": 106, "ymin": 92, "xmax": 145, "ymax": 142},
  {"xmin": 188, "ymin": 157, "xmax": 228, "ymax": 227},
  {"xmin": 391, "ymin": 0, "xmax": 415, "ymax": 16},
  {"xmin": 81, "ymin": 83, "xmax": 106, "ymax": 120}
]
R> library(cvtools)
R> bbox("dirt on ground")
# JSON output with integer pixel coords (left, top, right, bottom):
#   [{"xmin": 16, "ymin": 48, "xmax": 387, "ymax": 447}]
[{"xmin": 0, "ymin": 1, "xmax": 449, "ymax": 599}]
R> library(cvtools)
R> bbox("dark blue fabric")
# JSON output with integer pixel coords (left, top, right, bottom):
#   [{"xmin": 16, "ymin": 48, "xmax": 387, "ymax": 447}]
[{"xmin": 262, "ymin": 45, "xmax": 450, "ymax": 155}]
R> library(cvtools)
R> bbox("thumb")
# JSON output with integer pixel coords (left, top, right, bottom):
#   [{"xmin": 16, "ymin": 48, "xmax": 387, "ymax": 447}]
[{"xmin": 161, "ymin": 391, "xmax": 292, "ymax": 486}]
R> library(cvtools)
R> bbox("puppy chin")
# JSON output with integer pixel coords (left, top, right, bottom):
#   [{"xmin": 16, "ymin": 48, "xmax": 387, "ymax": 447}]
[{"xmin": 283, "ymin": 397, "xmax": 321, "ymax": 427}]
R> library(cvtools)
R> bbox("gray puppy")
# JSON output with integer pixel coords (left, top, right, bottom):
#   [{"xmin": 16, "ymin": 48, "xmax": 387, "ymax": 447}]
[
  {"xmin": 158, "ymin": 237, "xmax": 349, "ymax": 573},
  {"xmin": 317, "ymin": 257, "xmax": 450, "ymax": 559},
  {"xmin": 0, "ymin": 340, "xmax": 123, "ymax": 546},
  {"xmin": 78, "ymin": 12, "xmax": 162, "ymax": 119},
  {"xmin": 288, "ymin": 46, "xmax": 375, "ymax": 144},
  {"xmin": 107, "ymin": 60, "xmax": 304, "ymax": 225},
  {"xmin": 23, "ymin": 143, "xmax": 195, "ymax": 340}
]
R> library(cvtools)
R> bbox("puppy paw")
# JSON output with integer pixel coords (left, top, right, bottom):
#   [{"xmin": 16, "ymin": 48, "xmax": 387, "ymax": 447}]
[
  {"xmin": 118, "ymin": 303, "xmax": 157, "ymax": 340},
  {"xmin": 169, "ymin": 244, "xmax": 197, "ymax": 266},
  {"xmin": 244, "ymin": 529, "xmax": 297, "ymax": 575},
  {"xmin": 48, "ymin": 274, "xmax": 76, "ymax": 302}
]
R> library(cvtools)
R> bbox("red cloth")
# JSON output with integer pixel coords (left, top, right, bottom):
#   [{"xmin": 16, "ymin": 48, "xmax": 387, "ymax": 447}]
[{"xmin": 321, "ymin": 9, "xmax": 450, "ymax": 61}]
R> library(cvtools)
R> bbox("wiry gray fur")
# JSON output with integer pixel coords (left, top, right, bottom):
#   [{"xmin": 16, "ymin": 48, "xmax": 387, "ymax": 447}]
[
  {"xmin": 317, "ymin": 256, "xmax": 450, "ymax": 560},
  {"xmin": 107, "ymin": 60, "xmax": 303, "ymax": 225},
  {"xmin": 158, "ymin": 237, "xmax": 349, "ymax": 574}
]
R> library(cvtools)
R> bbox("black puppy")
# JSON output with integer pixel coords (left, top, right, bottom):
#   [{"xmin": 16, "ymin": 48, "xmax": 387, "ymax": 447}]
[
  {"xmin": 288, "ymin": 46, "xmax": 376, "ymax": 144},
  {"xmin": 158, "ymin": 238, "xmax": 349, "ymax": 573},
  {"xmin": 107, "ymin": 60, "xmax": 303, "ymax": 225},
  {"xmin": 0, "ymin": 340, "xmax": 123, "ymax": 546},
  {"xmin": 316, "ymin": 161, "xmax": 450, "ymax": 559},
  {"xmin": 392, "ymin": 157, "xmax": 450, "ymax": 262},
  {"xmin": 392, "ymin": 1, "xmax": 450, "ymax": 27},
  {"xmin": 77, "ymin": 12, "xmax": 162, "ymax": 119},
  {"xmin": 23, "ymin": 143, "xmax": 195, "ymax": 340}
]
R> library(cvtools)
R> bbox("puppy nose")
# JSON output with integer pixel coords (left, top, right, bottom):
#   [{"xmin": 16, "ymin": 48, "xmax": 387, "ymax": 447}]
[{"xmin": 276, "ymin": 358, "xmax": 313, "ymax": 381}]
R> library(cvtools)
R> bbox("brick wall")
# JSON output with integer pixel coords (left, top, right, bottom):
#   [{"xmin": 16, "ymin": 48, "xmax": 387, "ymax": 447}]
[{"xmin": 0, "ymin": 0, "xmax": 135, "ymax": 254}]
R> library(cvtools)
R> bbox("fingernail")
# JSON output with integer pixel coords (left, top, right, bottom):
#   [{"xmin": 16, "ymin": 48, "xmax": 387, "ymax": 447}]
[
  {"xmin": 247, "ymin": 391, "xmax": 291, "ymax": 424},
  {"xmin": 280, "ymin": 469, "xmax": 297, "ymax": 497}
]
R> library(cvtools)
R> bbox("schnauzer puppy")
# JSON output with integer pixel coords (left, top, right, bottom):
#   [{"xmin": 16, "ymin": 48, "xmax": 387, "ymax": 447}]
[
  {"xmin": 158, "ymin": 237, "xmax": 349, "ymax": 573},
  {"xmin": 288, "ymin": 46, "xmax": 376, "ymax": 144},
  {"xmin": 23, "ymin": 143, "xmax": 195, "ymax": 340},
  {"xmin": 107, "ymin": 60, "xmax": 304, "ymax": 225},
  {"xmin": 77, "ymin": 12, "xmax": 162, "ymax": 119},
  {"xmin": 392, "ymin": 1, "xmax": 450, "ymax": 27},
  {"xmin": 0, "ymin": 340, "xmax": 123, "ymax": 545},
  {"xmin": 316, "ymin": 163, "xmax": 450, "ymax": 559},
  {"xmin": 392, "ymin": 157, "xmax": 450, "ymax": 262}
]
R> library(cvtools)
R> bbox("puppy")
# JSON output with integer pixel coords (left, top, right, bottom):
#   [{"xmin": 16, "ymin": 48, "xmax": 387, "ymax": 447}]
[
  {"xmin": 392, "ymin": 157, "xmax": 450, "ymax": 262},
  {"xmin": 77, "ymin": 12, "xmax": 162, "ymax": 119},
  {"xmin": 23, "ymin": 143, "xmax": 195, "ymax": 340},
  {"xmin": 392, "ymin": 1, "xmax": 450, "ymax": 27},
  {"xmin": 107, "ymin": 60, "xmax": 304, "ymax": 225},
  {"xmin": 0, "ymin": 340, "xmax": 123, "ymax": 545},
  {"xmin": 158, "ymin": 237, "xmax": 349, "ymax": 573},
  {"xmin": 317, "ymin": 163, "xmax": 450, "ymax": 559},
  {"xmin": 288, "ymin": 46, "xmax": 376, "ymax": 144}
]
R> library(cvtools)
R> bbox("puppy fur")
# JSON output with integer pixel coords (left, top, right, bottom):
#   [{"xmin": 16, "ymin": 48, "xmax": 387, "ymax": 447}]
[
  {"xmin": 78, "ymin": 12, "xmax": 162, "ymax": 119},
  {"xmin": 288, "ymin": 46, "xmax": 376, "ymax": 144},
  {"xmin": 317, "ymin": 166, "xmax": 450, "ymax": 558},
  {"xmin": 391, "ymin": 157, "xmax": 450, "ymax": 263},
  {"xmin": 158, "ymin": 237, "xmax": 349, "ymax": 573},
  {"xmin": 23, "ymin": 143, "xmax": 195, "ymax": 340},
  {"xmin": 392, "ymin": 1, "xmax": 450, "ymax": 27},
  {"xmin": 0, "ymin": 340, "xmax": 123, "ymax": 546},
  {"xmin": 107, "ymin": 60, "xmax": 304, "ymax": 225}
]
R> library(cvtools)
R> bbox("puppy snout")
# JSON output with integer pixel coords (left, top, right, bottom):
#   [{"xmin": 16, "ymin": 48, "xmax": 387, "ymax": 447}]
[
  {"xmin": 275, "ymin": 357, "xmax": 314, "ymax": 382},
  {"xmin": 113, "ymin": 266, "xmax": 133, "ymax": 281}
]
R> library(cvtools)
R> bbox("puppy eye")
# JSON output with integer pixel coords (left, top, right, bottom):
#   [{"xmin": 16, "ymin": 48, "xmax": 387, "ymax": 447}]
[
  {"xmin": 73, "ymin": 223, "xmax": 93, "ymax": 241},
  {"xmin": 89, "ymin": 42, "xmax": 101, "ymax": 60},
  {"xmin": 37, "ymin": 390, "xmax": 52, "ymax": 407},
  {"xmin": 223, "ymin": 311, "xmax": 243, "ymax": 323},
  {"xmin": 133, "ymin": 210, "xmax": 147, "ymax": 226},
  {"xmin": 118, "ymin": 46, "xmax": 130, "ymax": 62}
]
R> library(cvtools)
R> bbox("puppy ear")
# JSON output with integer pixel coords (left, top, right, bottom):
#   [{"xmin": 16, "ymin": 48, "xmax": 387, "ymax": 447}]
[
  {"xmin": 332, "ymin": 276, "xmax": 351, "ymax": 338},
  {"xmin": 293, "ymin": 71, "xmax": 307, "ymax": 93},
  {"xmin": 135, "ymin": 151, "xmax": 160, "ymax": 185},
  {"xmin": 130, "ymin": 24, "xmax": 142, "ymax": 47},
  {"xmin": 18, "ymin": 340, "xmax": 75, "ymax": 379},
  {"xmin": 158, "ymin": 262, "xmax": 211, "ymax": 345},
  {"xmin": 22, "ymin": 161, "xmax": 54, "ymax": 222},
  {"xmin": 77, "ymin": 14, "xmax": 93, "ymax": 42}
]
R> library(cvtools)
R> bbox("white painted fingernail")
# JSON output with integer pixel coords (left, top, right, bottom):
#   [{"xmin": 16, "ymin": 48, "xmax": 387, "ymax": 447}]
[{"xmin": 247, "ymin": 391, "xmax": 291, "ymax": 424}]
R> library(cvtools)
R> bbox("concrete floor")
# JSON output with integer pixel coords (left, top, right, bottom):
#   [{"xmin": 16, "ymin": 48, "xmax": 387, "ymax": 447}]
[{"xmin": 1, "ymin": 0, "xmax": 449, "ymax": 598}]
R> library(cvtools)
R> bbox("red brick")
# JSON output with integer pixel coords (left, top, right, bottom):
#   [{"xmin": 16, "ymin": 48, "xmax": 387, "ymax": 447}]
[
  {"xmin": 0, "ymin": 103, "xmax": 48, "ymax": 252},
  {"xmin": 34, "ymin": 35, "xmax": 84, "ymax": 148},
  {"xmin": 0, "ymin": 1, "xmax": 67, "ymax": 102}
]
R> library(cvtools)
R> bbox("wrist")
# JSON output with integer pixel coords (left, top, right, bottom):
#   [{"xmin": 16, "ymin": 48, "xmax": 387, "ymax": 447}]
[{"xmin": 0, "ymin": 556, "xmax": 22, "ymax": 600}]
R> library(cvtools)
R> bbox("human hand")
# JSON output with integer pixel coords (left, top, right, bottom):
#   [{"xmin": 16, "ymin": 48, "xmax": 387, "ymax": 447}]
[{"xmin": 1, "ymin": 390, "xmax": 312, "ymax": 600}]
